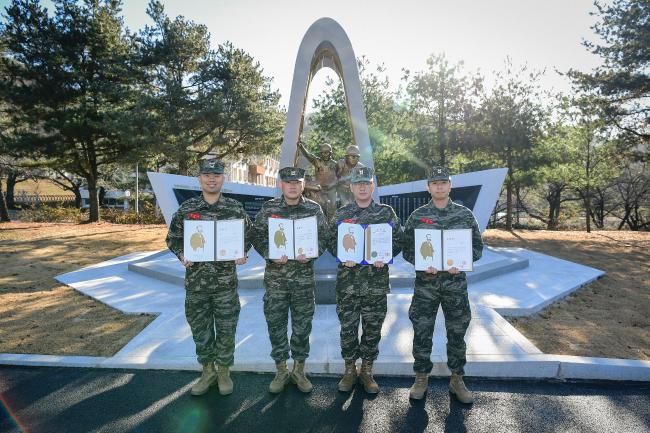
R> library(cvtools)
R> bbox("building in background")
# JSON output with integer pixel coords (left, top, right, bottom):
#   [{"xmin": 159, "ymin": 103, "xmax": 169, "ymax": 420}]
[{"xmin": 225, "ymin": 155, "xmax": 279, "ymax": 187}]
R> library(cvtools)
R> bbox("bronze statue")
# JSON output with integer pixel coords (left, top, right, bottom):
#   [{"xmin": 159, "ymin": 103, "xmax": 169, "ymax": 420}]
[
  {"xmin": 297, "ymin": 141, "xmax": 338, "ymax": 218},
  {"xmin": 335, "ymin": 145, "xmax": 365, "ymax": 206}
]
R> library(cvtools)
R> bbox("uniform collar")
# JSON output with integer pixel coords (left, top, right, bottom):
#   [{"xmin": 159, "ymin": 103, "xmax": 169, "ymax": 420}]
[
  {"xmin": 199, "ymin": 193, "xmax": 223, "ymax": 208},
  {"xmin": 280, "ymin": 195, "xmax": 305, "ymax": 207},
  {"xmin": 352, "ymin": 199, "xmax": 376, "ymax": 211},
  {"xmin": 428, "ymin": 198, "xmax": 453, "ymax": 212}
]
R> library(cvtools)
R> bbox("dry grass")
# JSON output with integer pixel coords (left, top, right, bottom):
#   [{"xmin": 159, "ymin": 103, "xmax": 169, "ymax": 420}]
[
  {"xmin": 0, "ymin": 222, "xmax": 166, "ymax": 356},
  {"xmin": 484, "ymin": 229, "xmax": 650, "ymax": 360}
]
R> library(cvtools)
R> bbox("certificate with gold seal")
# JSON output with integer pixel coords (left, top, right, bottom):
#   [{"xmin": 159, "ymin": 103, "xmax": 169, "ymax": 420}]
[
  {"xmin": 215, "ymin": 219, "xmax": 245, "ymax": 261},
  {"xmin": 442, "ymin": 229, "xmax": 473, "ymax": 271}
]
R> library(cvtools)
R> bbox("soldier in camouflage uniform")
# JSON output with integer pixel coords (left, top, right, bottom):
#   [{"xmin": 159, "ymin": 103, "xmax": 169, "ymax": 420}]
[
  {"xmin": 251, "ymin": 166, "xmax": 328, "ymax": 394},
  {"xmin": 328, "ymin": 166, "xmax": 402, "ymax": 394},
  {"xmin": 166, "ymin": 158, "xmax": 252, "ymax": 396},
  {"xmin": 402, "ymin": 166, "xmax": 483, "ymax": 403}
]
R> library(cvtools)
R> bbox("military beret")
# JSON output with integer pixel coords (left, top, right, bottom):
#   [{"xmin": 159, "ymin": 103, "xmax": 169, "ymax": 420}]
[
  {"xmin": 427, "ymin": 166, "xmax": 451, "ymax": 182},
  {"xmin": 199, "ymin": 158, "xmax": 225, "ymax": 174},
  {"xmin": 351, "ymin": 166, "xmax": 374, "ymax": 183},
  {"xmin": 279, "ymin": 166, "xmax": 305, "ymax": 181}
]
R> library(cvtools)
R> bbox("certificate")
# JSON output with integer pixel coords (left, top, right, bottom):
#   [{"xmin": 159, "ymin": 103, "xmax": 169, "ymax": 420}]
[
  {"xmin": 414, "ymin": 229, "xmax": 442, "ymax": 271},
  {"xmin": 365, "ymin": 223, "xmax": 393, "ymax": 264},
  {"xmin": 442, "ymin": 229, "xmax": 473, "ymax": 271},
  {"xmin": 184, "ymin": 220, "xmax": 215, "ymax": 262},
  {"xmin": 294, "ymin": 216, "xmax": 319, "ymax": 258},
  {"xmin": 268, "ymin": 217, "xmax": 295, "ymax": 260},
  {"xmin": 337, "ymin": 222, "xmax": 365, "ymax": 264},
  {"xmin": 215, "ymin": 219, "xmax": 245, "ymax": 261}
]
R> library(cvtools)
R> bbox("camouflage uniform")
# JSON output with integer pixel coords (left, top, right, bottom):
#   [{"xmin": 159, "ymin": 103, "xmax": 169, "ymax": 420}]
[
  {"xmin": 166, "ymin": 194, "xmax": 252, "ymax": 367},
  {"xmin": 251, "ymin": 186, "xmax": 328, "ymax": 363},
  {"xmin": 403, "ymin": 179, "xmax": 483, "ymax": 375},
  {"xmin": 328, "ymin": 168, "xmax": 403, "ymax": 362}
]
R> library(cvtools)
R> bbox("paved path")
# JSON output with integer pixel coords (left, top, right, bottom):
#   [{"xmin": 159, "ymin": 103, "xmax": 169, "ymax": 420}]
[{"xmin": 1, "ymin": 366, "xmax": 649, "ymax": 433}]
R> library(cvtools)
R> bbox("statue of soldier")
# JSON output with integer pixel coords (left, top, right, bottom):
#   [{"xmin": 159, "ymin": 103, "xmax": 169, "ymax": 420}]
[
  {"xmin": 336, "ymin": 145, "xmax": 365, "ymax": 207},
  {"xmin": 297, "ymin": 141, "xmax": 338, "ymax": 219}
]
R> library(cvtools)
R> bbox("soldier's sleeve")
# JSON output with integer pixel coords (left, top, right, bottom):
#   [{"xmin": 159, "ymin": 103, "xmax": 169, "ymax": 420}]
[
  {"xmin": 311, "ymin": 207, "xmax": 326, "ymax": 257},
  {"xmin": 402, "ymin": 213, "xmax": 416, "ymax": 265},
  {"xmin": 470, "ymin": 212, "xmax": 483, "ymax": 262},
  {"xmin": 242, "ymin": 209, "xmax": 253, "ymax": 255},
  {"xmin": 388, "ymin": 208, "xmax": 403, "ymax": 258},
  {"xmin": 326, "ymin": 212, "xmax": 340, "ymax": 257},
  {"xmin": 251, "ymin": 205, "xmax": 269, "ymax": 258},
  {"xmin": 166, "ymin": 210, "xmax": 184, "ymax": 262}
]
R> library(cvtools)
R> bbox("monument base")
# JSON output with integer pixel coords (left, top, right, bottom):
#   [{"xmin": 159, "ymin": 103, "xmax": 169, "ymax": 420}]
[{"xmin": 128, "ymin": 247, "xmax": 528, "ymax": 304}]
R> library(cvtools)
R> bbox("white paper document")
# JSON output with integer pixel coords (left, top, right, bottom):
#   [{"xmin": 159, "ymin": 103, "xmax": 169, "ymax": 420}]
[
  {"xmin": 442, "ymin": 229, "xmax": 473, "ymax": 271},
  {"xmin": 268, "ymin": 218, "xmax": 295, "ymax": 260},
  {"xmin": 337, "ymin": 222, "xmax": 365, "ymax": 264},
  {"xmin": 414, "ymin": 229, "xmax": 442, "ymax": 271},
  {"xmin": 215, "ymin": 219, "xmax": 245, "ymax": 261},
  {"xmin": 364, "ymin": 223, "xmax": 394, "ymax": 264},
  {"xmin": 294, "ymin": 216, "xmax": 319, "ymax": 259},
  {"xmin": 184, "ymin": 220, "xmax": 216, "ymax": 262}
]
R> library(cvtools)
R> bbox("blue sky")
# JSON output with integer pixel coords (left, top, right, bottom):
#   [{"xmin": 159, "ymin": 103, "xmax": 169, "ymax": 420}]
[{"xmin": 1, "ymin": 0, "xmax": 604, "ymax": 109}]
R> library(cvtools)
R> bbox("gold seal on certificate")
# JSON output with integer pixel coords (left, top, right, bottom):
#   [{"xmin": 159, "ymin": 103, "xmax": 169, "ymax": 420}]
[
  {"xmin": 268, "ymin": 216, "xmax": 319, "ymax": 260},
  {"xmin": 414, "ymin": 228, "xmax": 473, "ymax": 271}
]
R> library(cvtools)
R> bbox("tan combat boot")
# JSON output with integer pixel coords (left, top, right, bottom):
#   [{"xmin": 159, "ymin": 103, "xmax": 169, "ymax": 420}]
[
  {"xmin": 409, "ymin": 372, "xmax": 429, "ymax": 400},
  {"xmin": 191, "ymin": 362, "xmax": 218, "ymax": 396},
  {"xmin": 290, "ymin": 360, "xmax": 313, "ymax": 393},
  {"xmin": 269, "ymin": 360, "xmax": 290, "ymax": 394},
  {"xmin": 338, "ymin": 360, "xmax": 358, "ymax": 392},
  {"xmin": 449, "ymin": 373, "xmax": 474, "ymax": 404},
  {"xmin": 359, "ymin": 359, "xmax": 379, "ymax": 394},
  {"xmin": 216, "ymin": 365, "xmax": 233, "ymax": 395}
]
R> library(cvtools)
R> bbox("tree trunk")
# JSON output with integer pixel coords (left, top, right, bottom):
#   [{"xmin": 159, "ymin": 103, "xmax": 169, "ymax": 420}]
[
  {"xmin": 87, "ymin": 175, "xmax": 100, "ymax": 223},
  {"xmin": 73, "ymin": 186, "xmax": 82, "ymax": 209},
  {"xmin": 178, "ymin": 156, "xmax": 189, "ymax": 176},
  {"xmin": 506, "ymin": 153, "xmax": 514, "ymax": 231},
  {"xmin": 0, "ymin": 177, "xmax": 11, "ymax": 222},
  {"xmin": 584, "ymin": 191, "xmax": 592, "ymax": 233},
  {"xmin": 6, "ymin": 171, "xmax": 17, "ymax": 209}
]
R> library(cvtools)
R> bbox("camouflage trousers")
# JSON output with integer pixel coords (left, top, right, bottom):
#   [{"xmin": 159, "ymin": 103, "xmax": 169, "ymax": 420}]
[
  {"xmin": 408, "ymin": 274, "xmax": 471, "ymax": 375},
  {"xmin": 336, "ymin": 290, "xmax": 388, "ymax": 361},
  {"xmin": 185, "ymin": 288, "xmax": 241, "ymax": 367},
  {"xmin": 263, "ymin": 284, "xmax": 315, "ymax": 362}
]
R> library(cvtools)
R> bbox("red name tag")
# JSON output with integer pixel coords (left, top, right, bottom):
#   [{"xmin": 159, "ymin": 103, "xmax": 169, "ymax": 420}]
[
  {"xmin": 420, "ymin": 217, "xmax": 434, "ymax": 224},
  {"xmin": 343, "ymin": 218, "xmax": 356, "ymax": 223},
  {"xmin": 270, "ymin": 214, "xmax": 281, "ymax": 219},
  {"xmin": 188, "ymin": 213, "xmax": 201, "ymax": 220}
]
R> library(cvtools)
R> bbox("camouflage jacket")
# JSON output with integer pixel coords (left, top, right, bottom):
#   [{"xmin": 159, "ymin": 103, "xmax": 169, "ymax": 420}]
[
  {"xmin": 251, "ymin": 195, "xmax": 328, "ymax": 281},
  {"xmin": 328, "ymin": 200, "xmax": 403, "ymax": 295},
  {"xmin": 166, "ymin": 194, "xmax": 252, "ymax": 292},
  {"xmin": 403, "ymin": 199, "xmax": 483, "ymax": 279}
]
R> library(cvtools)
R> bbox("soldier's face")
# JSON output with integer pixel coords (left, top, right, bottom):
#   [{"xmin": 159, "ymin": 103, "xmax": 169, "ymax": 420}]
[
  {"xmin": 198, "ymin": 173, "xmax": 224, "ymax": 194},
  {"xmin": 345, "ymin": 154, "xmax": 359, "ymax": 165},
  {"xmin": 427, "ymin": 180, "xmax": 451, "ymax": 200},
  {"xmin": 280, "ymin": 179, "xmax": 304, "ymax": 200},
  {"xmin": 351, "ymin": 181, "xmax": 374, "ymax": 202},
  {"xmin": 320, "ymin": 149, "xmax": 332, "ymax": 159}
]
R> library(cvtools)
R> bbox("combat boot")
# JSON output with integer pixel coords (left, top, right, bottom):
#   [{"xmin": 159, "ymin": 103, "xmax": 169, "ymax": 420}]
[
  {"xmin": 269, "ymin": 360, "xmax": 290, "ymax": 394},
  {"xmin": 359, "ymin": 359, "xmax": 379, "ymax": 394},
  {"xmin": 291, "ymin": 360, "xmax": 313, "ymax": 393},
  {"xmin": 449, "ymin": 373, "xmax": 473, "ymax": 404},
  {"xmin": 409, "ymin": 372, "xmax": 429, "ymax": 400},
  {"xmin": 338, "ymin": 360, "xmax": 358, "ymax": 392},
  {"xmin": 191, "ymin": 362, "xmax": 217, "ymax": 396},
  {"xmin": 216, "ymin": 365, "xmax": 233, "ymax": 395}
]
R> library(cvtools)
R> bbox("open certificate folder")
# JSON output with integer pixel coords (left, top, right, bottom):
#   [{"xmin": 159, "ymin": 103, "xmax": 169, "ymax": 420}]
[
  {"xmin": 336, "ymin": 222, "xmax": 394, "ymax": 265},
  {"xmin": 183, "ymin": 219, "xmax": 245, "ymax": 262},
  {"xmin": 414, "ymin": 228, "xmax": 473, "ymax": 271},
  {"xmin": 268, "ymin": 216, "xmax": 319, "ymax": 260}
]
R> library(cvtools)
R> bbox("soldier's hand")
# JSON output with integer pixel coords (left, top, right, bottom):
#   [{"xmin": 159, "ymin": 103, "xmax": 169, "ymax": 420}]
[
  {"xmin": 448, "ymin": 266, "xmax": 460, "ymax": 275},
  {"xmin": 373, "ymin": 260, "xmax": 385, "ymax": 268},
  {"xmin": 234, "ymin": 256, "xmax": 248, "ymax": 265},
  {"xmin": 181, "ymin": 256, "xmax": 194, "ymax": 268},
  {"xmin": 296, "ymin": 254, "xmax": 310, "ymax": 263},
  {"xmin": 273, "ymin": 255, "xmax": 289, "ymax": 264},
  {"xmin": 425, "ymin": 266, "xmax": 438, "ymax": 274},
  {"xmin": 344, "ymin": 260, "xmax": 356, "ymax": 268}
]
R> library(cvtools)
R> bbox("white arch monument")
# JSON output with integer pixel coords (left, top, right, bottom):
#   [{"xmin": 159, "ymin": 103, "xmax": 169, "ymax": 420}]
[{"xmin": 279, "ymin": 17, "xmax": 373, "ymax": 170}]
